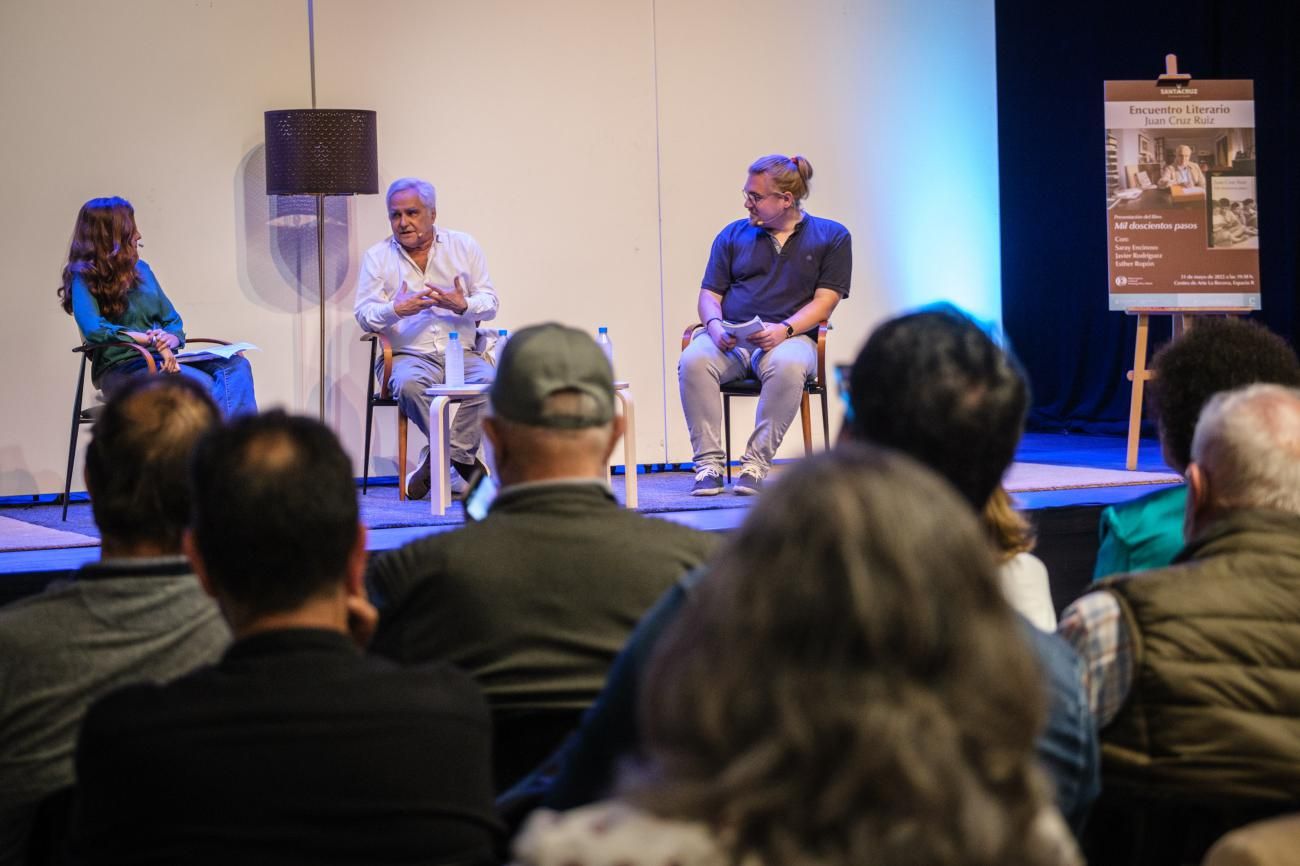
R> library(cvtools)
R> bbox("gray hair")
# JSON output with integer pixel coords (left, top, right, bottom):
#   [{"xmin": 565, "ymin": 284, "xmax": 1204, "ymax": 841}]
[
  {"xmin": 1191, "ymin": 383, "xmax": 1300, "ymax": 514},
  {"xmin": 386, "ymin": 177, "xmax": 436, "ymax": 210}
]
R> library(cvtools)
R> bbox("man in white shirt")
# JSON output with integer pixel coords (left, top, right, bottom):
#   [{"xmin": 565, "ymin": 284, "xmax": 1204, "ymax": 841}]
[{"xmin": 355, "ymin": 177, "xmax": 499, "ymax": 498}]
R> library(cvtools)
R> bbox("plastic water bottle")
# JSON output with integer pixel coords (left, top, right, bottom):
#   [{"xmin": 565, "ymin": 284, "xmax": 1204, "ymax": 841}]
[
  {"xmin": 496, "ymin": 328, "xmax": 509, "ymax": 363},
  {"xmin": 596, "ymin": 326, "xmax": 614, "ymax": 372},
  {"xmin": 445, "ymin": 331, "xmax": 465, "ymax": 386}
]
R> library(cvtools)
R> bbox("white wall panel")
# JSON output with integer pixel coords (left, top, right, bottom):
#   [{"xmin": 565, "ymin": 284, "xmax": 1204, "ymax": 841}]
[{"xmin": 1, "ymin": 0, "xmax": 999, "ymax": 495}]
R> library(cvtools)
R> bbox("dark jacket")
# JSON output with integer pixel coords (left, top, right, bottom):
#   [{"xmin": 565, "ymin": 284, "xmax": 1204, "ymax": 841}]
[
  {"xmin": 368, "ymin": 481, "xmax": 720, "ymax": 713},
  {"xmin": 1102, "ymin": 508, "xmax": 1300, "ymax": 801},
  {"xmin": 72, "ymin": 629, "xmax": 502, "ymax": 865}
]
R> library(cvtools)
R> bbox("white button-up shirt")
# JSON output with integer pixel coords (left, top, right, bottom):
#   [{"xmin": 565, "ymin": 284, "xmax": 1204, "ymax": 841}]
[{"xmin": 354, "ymin": 229, "xmax": 499, "ymax": 356}]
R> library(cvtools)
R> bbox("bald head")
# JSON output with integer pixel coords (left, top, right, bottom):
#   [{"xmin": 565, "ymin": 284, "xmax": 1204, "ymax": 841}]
[
  {"xmin": 484, "ymin": 392, "xmax": 624, "ymax": 486},
  {"xmin": 1191, "ymin": 384, "xmax": 1300, "ymax": 515},
  {"xmin": 86, "ymin": 375, "xmax": 220, "ymax": 553}
]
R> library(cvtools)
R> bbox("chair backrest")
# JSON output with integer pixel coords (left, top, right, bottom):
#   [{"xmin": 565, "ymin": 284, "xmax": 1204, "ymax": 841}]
[
  {"xmin": 360, "ymin": 332, "xmax": 397, "ymax": 403},
  {"xmin": 71, "ymin": 341, "xmax": 157, "ymax": 411}
]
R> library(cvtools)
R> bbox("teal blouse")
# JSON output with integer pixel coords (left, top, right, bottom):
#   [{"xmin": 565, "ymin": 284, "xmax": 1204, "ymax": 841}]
[
  {"xmin": 1092, "ymin": 483, "xmax": 1188, "ymax": 581},
  {"xmin": 70, "ymin": 261, "xmax": 186, "ymax": 384}
]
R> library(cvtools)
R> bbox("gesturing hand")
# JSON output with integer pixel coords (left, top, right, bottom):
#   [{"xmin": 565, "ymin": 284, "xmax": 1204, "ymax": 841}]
[
  {"xmin": 425, "ymin": 275, "xmax": 469, "ymax": 315},
  {"xmin": 393, "ymin": 281, "xmax": 437, "ymax": 317}
]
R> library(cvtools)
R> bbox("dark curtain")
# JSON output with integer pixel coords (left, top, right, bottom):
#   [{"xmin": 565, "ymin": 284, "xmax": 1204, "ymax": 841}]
[{"xmin": 995, "ymin": 0, "xmax": 1299, "ymax": 433}]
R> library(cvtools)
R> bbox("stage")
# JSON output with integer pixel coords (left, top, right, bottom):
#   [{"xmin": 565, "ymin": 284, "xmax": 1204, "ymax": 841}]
[{"xmin": 0, "ymin": 432, "xmax": 1180, "ymax": 612}]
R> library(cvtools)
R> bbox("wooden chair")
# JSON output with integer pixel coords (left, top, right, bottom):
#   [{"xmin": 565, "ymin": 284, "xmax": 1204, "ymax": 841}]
[
  {"xmin": 360, "ymin": 332, "xmax": 409, "ymax": 500},
  {"xmin": 63, "ymin": 338, "xmax": 230, "ymax": 520},
  {"xmin": 680, "ymin": 321, "xmax": 831, "ymax": 480}
]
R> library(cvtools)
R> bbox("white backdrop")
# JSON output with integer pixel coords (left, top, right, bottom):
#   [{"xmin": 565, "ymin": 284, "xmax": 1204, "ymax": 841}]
[{"xmin": 0, "ymin": 0, "xmax": 1001, "ymax": 497}]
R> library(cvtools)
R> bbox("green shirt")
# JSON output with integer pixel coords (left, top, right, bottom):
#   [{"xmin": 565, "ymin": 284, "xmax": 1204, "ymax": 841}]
[
  {"xmin": 70, "ymin": 260, "xmax": 186, "ymax": 385},
  {"xmin": 1093, "ymin": 483, "xmax": 1187, "ymax": 581}
]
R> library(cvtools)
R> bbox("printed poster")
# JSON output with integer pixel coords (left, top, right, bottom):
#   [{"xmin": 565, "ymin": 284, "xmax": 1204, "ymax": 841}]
[{"xmin": 1104, "ymin": 79, "xmax": 1260, "ymax": 310}]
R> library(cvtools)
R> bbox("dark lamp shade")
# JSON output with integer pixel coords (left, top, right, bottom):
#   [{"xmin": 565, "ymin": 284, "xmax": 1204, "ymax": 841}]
[{"xmin": 264, "ymin": 109, "xmax": 378, "ymax": 196}]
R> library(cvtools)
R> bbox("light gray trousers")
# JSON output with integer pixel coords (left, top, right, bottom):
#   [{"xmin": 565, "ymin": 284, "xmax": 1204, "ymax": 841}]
[
  {"xmin": 677, "ymin": 332, "xmax": 816, "ymax": 476},
  {"xmin": 385, "ymin": 350, "xmax": 494, "ymax": 465}
]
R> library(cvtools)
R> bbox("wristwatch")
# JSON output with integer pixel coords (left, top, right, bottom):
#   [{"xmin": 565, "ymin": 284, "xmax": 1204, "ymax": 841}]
[{"xmin": 781, "ymin": 321, "xmax": 795, "ymax": 338}]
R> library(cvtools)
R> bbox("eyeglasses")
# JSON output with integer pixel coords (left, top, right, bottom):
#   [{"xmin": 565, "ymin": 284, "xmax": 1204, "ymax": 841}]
[{"xmin": 742, "ymin": 190, "xmax": 787, "ymax": 206}]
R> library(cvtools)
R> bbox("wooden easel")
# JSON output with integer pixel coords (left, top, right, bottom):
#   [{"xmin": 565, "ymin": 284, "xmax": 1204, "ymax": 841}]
[{"xmin": 1125, "ymin": 308, "xmax": 1251, "ymax": 469}]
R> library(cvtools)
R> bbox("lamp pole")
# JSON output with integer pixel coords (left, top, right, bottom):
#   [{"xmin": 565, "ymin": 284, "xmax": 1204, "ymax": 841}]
[{"xmin": 264, "ymin": 2, "xmax": 376, "ymax": 423}]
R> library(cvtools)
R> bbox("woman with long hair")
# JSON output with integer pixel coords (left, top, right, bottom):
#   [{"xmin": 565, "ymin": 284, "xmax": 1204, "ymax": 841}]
[
  {"xmin": 514, "ymin": 445, "xmax": 1078, "ymax": 866},
  {"xmin": 984, "ymin": 484, "xmax": 1056, "ymax": 630},
  {"xmin": 58, "ymin": 196, "xmax": 256, "ymax": 415}
]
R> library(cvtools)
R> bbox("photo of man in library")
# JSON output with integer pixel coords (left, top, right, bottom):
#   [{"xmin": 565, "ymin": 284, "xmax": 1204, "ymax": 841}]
[{"xmin": 1159, "ymin": 145, "xmax": 1206, "ymax": 188}]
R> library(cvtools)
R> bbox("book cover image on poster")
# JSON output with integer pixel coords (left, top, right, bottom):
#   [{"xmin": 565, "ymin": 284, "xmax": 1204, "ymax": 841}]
[
  {"xmin": 1103, "ymin": 79, "xmax": 1260, "ymax": 311},
  {"xmin": 1208, "ymin": 175, "xmax": 1258, "ymax": 249}
]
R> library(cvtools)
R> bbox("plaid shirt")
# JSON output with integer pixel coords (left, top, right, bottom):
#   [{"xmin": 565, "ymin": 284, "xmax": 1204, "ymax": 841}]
[{"xmin": 1056, "ymin": 590, "xmax": 1133, "ymax": 728}]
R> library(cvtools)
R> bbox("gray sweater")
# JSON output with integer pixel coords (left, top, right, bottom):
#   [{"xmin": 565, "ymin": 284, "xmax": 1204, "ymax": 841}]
[{"xmin": 0, "ymin": 556, "xmax": 230, "ymax": 860}]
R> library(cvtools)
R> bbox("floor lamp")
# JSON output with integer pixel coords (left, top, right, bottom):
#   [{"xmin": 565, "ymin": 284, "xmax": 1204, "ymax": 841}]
[{"xmin": 264, "ymin": 108, "xmax": 378, "ymax": 420}]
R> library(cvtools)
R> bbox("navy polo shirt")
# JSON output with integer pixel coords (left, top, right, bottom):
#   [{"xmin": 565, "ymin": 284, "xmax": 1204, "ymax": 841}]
[{"xmin": 701, "ymin": 213, "xmax": 852, "ymax": 330}]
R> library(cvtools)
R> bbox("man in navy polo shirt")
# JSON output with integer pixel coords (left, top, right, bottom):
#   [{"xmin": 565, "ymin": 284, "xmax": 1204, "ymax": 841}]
[{"xmin": 679, "ymin": 153, "xmax": 852, "ymax": 495}]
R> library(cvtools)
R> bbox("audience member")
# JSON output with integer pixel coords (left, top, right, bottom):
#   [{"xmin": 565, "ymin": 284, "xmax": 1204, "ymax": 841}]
[
  {"xmin": 845, "ymin": 304, "xmax": 1097, "ymax": 832},
  {"xmin": 368, "ymin": 324, "xmax": 718, "ymax": 790},
  {"xmin": 71, "ymin": 411, "xmax": 502, "ymax": 864},
  {"xmin": 532, "ymin": 306, "xmax": 1098, "ymax": 838},
  {"xmin": 1060, "ymin": 384, "xmax": 1300, "ymax": 863},
  {"xmin": 514, "ymin": 446, "xmax": 1080, "ymax": 866},
  {"xmin": 354, "ymin": 177, "xmax": 498, "ymax": 498},
  {"xmin": 0, "ymin": 376, "xmax": 229, "ymax": 863},
  {"xmin": 985, "ymin": 484, "xmax": 1057, "ymax": 630},
  {"xmin": 1093, "ymin": 318, "xmax": 1300, "ymax": 580}
]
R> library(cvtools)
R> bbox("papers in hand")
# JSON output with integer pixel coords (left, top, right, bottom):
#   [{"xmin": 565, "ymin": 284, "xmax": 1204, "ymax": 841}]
[
  {"xmin": 176, "ymin": 341, "xmax": 259, "ymax": 361},
  {"xmin": 719, "ymin": 316, "xmax": 765, "ymax": 341}
]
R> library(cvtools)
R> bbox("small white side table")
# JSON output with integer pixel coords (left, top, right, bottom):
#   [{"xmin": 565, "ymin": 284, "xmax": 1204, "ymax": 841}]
[
  {"xmin": 423, "ymin": 381, "xmax": 639, "ymax": 515},
  {"xmin": 424, "ymin": 384, "xmax": 491, "ymax": 517},
  {"xmin": 613, "ymin": 381, "xmax": 638, "ymax": 510}
]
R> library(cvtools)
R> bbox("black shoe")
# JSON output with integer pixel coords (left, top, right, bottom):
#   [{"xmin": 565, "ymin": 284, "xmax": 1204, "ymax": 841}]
[{"xmin": 451, "ymin": 459, "xmax": 487, "ymax": 500}]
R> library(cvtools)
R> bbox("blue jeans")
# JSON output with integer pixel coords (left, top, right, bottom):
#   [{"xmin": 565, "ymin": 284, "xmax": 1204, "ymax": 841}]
[{"xmin": 100, "ymin": 354, "xmax": 258, "ymax": 418}]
